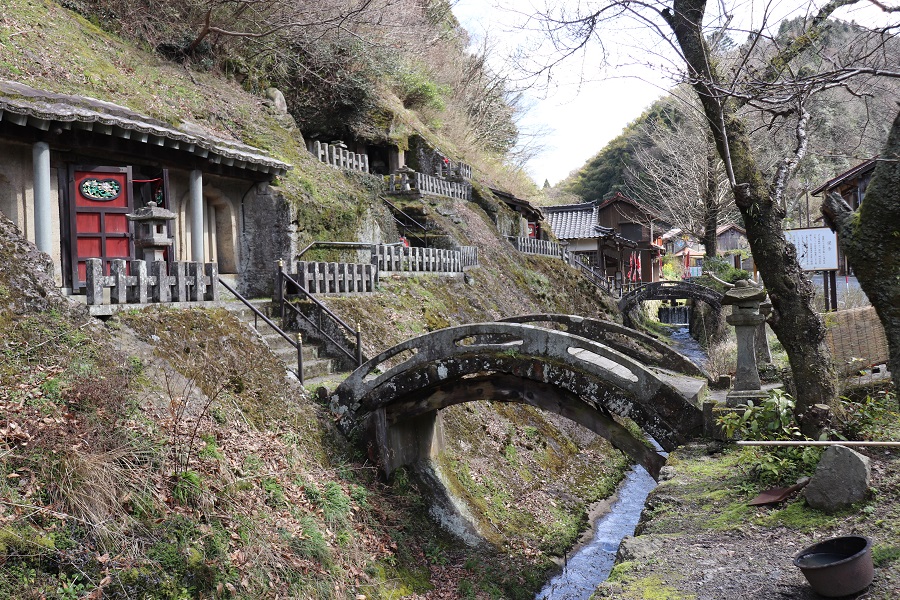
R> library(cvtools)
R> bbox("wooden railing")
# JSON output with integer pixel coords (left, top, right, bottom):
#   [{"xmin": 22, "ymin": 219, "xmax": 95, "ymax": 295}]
[
  {"xmin": 375, "ymin": 244, "xmax": 473, "ymax": 273},
  {"xmin": 385, "ymin": 171, "xmax": 471, "ymax": 200},
  {"xmin": 307, "ymin": 140, "xmax": 369, "ymax": 173},
  {"xmin": 507, "ymin": 236, "xmax": 564, "ymax": 258},
  {"xmin": 84, "ymin": 258, "xmax": 218, "ymax": 305},
  {"xmin": 294, "ymin": 261, "xmax": 376, "ymax": 294}
]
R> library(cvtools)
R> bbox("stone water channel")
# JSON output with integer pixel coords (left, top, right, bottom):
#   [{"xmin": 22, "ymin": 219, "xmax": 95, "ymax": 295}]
[{"xmin": 535, "ymin": 326, "xmax": 705, "ymax": 600}]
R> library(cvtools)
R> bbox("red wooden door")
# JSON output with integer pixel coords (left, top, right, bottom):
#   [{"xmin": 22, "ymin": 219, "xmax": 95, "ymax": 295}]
[{"xmin": 69, "ymin": 166, "xmax": 133, "ymax": 289}]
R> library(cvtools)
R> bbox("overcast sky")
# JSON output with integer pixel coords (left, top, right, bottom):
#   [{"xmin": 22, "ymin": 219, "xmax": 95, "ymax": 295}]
[
  {"xmin": 452, "ymin": 0, "xmax": 670, "ymax": 187},
  {"xmin": 450, "ymin": 0, "xmax": 897, "ymax": 188}
]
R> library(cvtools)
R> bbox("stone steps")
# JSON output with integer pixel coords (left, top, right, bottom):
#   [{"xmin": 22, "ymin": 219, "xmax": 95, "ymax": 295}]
[{"xmin": 226, "ymin": 300, "xmax": 336, "ymax": 384}]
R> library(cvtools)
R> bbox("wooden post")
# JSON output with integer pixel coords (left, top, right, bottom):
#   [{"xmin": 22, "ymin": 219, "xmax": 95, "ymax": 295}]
[{"xmin": 829, "ymin": 270, "xmax": 838, "ymax": 310}]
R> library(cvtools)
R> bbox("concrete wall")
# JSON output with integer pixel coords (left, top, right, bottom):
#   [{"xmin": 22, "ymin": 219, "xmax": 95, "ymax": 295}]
[
  {"xmin": 0, "ymin": 140, "xmax": 63, "ymax": 286},
  {"xmin": 171, "ymin": 171, "xmax": 245, "ymax": 271}
]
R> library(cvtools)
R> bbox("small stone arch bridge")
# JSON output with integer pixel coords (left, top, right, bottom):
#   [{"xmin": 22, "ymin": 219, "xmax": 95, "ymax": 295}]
[
  {"xmin": 330, "ymin": 322, "xmax": 706, "ymax": 481},
  {"xmin": 618, "ymin": 281, "xmax": 724, "ymax": 327},
  {"xmin": 499, "ymin": 314, "xmax": 713, "ymax": 384}
]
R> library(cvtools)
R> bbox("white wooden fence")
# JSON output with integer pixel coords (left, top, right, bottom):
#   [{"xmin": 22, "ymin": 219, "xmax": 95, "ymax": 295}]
[
  {"xmin": 375, "ymin": 245, "xmax": 464, "ymax": 273},
  {"xmin": 508, "ymin": 236, "xmax": 564, "ymax": 258},
  {"xmin": 294, "ymin": 261, "xmax": 376, "ymax": 294},
  {"xmin": 438, "ymin": 161, "xmax": 473, "ymax": 180},
  {"xmin": 307, "ymin": 140, "xmax": 369, "ymax": 173},
  {"xmin": 385, "ymin": 171, "xmax": 471, "ymax": 200},
  {"xmin": 84, "ymin": 258, "xmax": 219, "ymax": 305}
]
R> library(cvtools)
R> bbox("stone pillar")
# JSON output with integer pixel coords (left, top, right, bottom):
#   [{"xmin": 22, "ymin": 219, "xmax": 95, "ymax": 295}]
[
  {"xmin": 723, "ymin": 281, "xmax": 768, "ymax": 407},
  {"xmin": 32, "ymin": 141, "xmax": 52, "ymax": 254},
  {"xmin": 190, "ymin": 169, "xmax": 204, "ymax": 262},
  {"xmin": 755, "ymin": 300, "xmax": 773, "ymax": 365}
]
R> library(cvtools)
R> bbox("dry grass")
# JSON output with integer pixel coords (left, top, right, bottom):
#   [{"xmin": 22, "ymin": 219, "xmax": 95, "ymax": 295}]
[
  {"xmin": 705, "ymin": 334, "xmax": 737, "ymax": 379},
  {"xmin": 43, "ymin": 446, "xmax": 154, "ymax": 540}
]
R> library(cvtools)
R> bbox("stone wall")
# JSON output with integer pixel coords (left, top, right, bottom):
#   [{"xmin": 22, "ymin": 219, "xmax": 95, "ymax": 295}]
[{"xmin": 239, "ymin": 185, "xmax": 295, "ymax": 297}]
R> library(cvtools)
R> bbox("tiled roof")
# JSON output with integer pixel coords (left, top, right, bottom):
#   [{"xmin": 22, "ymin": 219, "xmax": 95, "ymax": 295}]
[
  {"xmin": 544, "ymin": 202, "xmax": 599, "ymax": 239},
  {"xmin": 0, "ymin": 80, "xmax": 291, "ymax": 175}
]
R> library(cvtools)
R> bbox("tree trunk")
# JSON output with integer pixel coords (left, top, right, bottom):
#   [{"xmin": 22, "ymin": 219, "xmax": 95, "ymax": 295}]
[
  {"xmin": 822, "ymin": 108, "xmax": 900, "ymax": 388},
  {"xmin": 664, "ymin": 0, "xmax": 839, "ymax": 432},
  {"xmin": 701, "ymin": 134, "xmax": 720, "ymax": 258}
]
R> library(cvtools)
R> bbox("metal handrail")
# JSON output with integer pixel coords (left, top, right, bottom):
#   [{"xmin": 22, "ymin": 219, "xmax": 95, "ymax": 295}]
[
  {"xmin": 276, "ymin": 263, "xmax": 363, "ymax": 367},
  {"xmin": 296, "ymin": 241, "xmax": 377, "ymax": 262},
  {"xmin": 572, "ymin": 255, "xmax": 612, "ymax": 293},
  {"xmin": 382, "ymin": 198, "xmax": 431, "ymax": 246},
  {"xmin": 218, "ymin": 277, "xmax": 305, "ymax": 382}
]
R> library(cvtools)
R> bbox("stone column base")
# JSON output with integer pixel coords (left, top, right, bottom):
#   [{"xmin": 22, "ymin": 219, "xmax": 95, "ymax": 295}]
[{"xmin": 725, "ymin": 388, "xmax": 769, "ymax": 408}]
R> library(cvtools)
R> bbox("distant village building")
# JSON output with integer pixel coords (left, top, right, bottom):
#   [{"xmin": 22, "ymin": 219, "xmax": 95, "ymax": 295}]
[
  {"xmin": 544, "ymin": 193, "xmax": 666, "ymax": 284},
  {"xmin": 661, "ymin": 223, "xmax": 750, "ymax": 276},
  {"xmin": 0, "ymin": 80, "xmax": 290, "ymax": 297},
  {"xmin": 812, "ymin": 158, "xmax": 877, "ymax": 275}
]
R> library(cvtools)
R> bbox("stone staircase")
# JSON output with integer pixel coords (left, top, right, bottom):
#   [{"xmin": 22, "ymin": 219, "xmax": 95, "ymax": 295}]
[
  {"xmin": 227, "ymin": 300, "xmax": 340, "ymax": 386},
  {"xmin": 384, "ymin": 197, "xmax": 456, "ymax": 249}
]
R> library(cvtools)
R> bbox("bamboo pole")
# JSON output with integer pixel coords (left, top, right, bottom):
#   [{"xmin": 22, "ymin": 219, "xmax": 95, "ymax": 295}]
[{"xmin": 737, "ymin": 441, "xmax": 900, "ymax": 447}]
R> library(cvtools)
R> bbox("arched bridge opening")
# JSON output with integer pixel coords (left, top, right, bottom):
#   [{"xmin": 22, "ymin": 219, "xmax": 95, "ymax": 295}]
[
  {"xmin": 330, "ymin": 323, "xmax": 705, "ymax": 481},
  {"xmin": 618, "ymin": 281, "xmax": 724, "ymax": 328}
]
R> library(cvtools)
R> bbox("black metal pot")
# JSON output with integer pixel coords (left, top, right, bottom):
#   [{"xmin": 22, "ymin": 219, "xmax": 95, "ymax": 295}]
[{"xmin": 793, "ymin": 535, "xmax": 874, "ymax": 597}]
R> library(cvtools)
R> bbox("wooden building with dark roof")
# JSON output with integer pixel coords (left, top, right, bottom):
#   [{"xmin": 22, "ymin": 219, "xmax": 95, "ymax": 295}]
[{"xmin": 544, "ymin": 192, "xmax": 667, "ymax": 285}]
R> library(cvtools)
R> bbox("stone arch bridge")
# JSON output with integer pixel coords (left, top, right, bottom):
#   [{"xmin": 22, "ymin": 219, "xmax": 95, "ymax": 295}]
[
  {"xmin": 618, "ymin": 281, "xmax": 724, "ymax": 327},
  {"xmin": 331, "ymin": 321, "xmax": 707, "ymax": 480}
]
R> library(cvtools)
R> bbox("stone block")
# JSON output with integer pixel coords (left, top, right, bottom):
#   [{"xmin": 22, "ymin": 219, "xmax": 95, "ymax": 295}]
[{"xmin": 805, "ymin": 445, "xmax": 871, "ymax": 513}]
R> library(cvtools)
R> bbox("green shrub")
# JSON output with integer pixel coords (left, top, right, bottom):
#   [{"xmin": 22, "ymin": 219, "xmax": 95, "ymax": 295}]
[
  {"xmin": 172, "ymin": 470, "xmax": 201, "ymax": 506},
  {"xmin": 717, "ymin": 390, "xmax": 822, "ymax": 486},
  {"xmin": 291, "ymin": 516, "xmax": 332, "ymax": 567}
]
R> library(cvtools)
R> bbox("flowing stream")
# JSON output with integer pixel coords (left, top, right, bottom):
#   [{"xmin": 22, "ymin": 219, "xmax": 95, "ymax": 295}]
[
  {"xmin": 534, "ymin": 326, "xmax": 706, "ymax": 600},
  {"xmin": 534, "ymin": 466, "xmax": 657, "ymax": 600}
]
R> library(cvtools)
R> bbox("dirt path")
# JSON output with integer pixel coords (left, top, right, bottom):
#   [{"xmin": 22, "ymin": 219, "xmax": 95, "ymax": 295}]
[{"xmin": 593, "ymin": 442, "xmax": 900, "ymax": 599}]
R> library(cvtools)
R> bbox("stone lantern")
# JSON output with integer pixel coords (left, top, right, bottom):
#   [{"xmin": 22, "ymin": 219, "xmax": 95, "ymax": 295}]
[
  {"xmin": 396, "ymin": 165, "xmax": 415, "ymax": 192},
  {"xmin": 127, "ymin": 201, "xmax": 176, "ymax": 262},
  {"xmin": 723, "ymin": 280, "xmax": 768, "ymax": 407}
]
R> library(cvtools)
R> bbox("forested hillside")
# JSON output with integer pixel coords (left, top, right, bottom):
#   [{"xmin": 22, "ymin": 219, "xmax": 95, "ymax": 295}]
[{"xmin": 559, "ymin": 17, "xmax": 900, "ymax": 227}]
